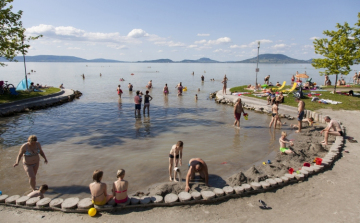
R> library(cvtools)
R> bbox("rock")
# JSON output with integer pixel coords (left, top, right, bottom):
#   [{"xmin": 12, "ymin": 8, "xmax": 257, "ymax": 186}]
[
  {"xmin": 16, "ymin": 196, "xmax": 30, "ymax": 205},
  {"xmin": 301, "ymin": 167, "xmax": 314, "ymax": 174},
  {"xmin": 77, "ymin": 198, "xmax": 93, "ymax": 209},
  {"xmin": 222, "ymin": 186, "xmax": 234, "ymax": 195},
  {"xmin": 137, "ymin": 196, "xmax": 151, "ymax": 204},
  {"xmin": 294, "ymin": 173, "xmax": 305, "ymax": 181},
  {"xmin": 250, "ymin": 182, "xmax": 262, "ymax": 190},
  {"xmin": 213, "ymin": 188, "xmax": 224, "ymax": 197},
  {"xmin": 312, "ymin": 165, "xmax": 323, "ymax": 173},
  {"xmin": 285, "ymin": 174, "xmax": 295, "ymax": 180},
  {"xmin": 191, "ymin": 191, "xmax": 202, "ymax": 200},
  {"xmin": 281, "ymin": 176, "xmax": 289, "ymax": 183},
  {"xmin": 130, "ymin": 196, "xmax": 140, "ymax": 205},
  {"xmin": 26, "ymin": 197, "xmax": 41, "ymax": 206},
  {"xmin": 259, "ymin": 181, "xmax": 271, "ymax": 189},
  {"xmin": 61, "ymin": 197, "xmax": 79, "ymax": 209},
  {"xmin": 274, "ymin": 178, "xmax": 283, "ymax": 185},
  {"xmin": 201, "ymin": 191, "xmax": 215, "ymax": 200},
  {"xmin": 49, "ymin": 198, "xmax": 63, "ymax": 208},
  {"xmin": 265, "ymin": 179, "xmax": 277, "ymax": 186},
  {"xmin": 241, "ymin": 184, "xmax": 252, "ymax": 191},
  {"xmin": 36, "ymin": 198, "xmax": 52, "ymax": 208},
  {"xmin": 321, "ymin": 159, "xmax": 332, "ymax": 166},
  {"xmin": 164, "ymin": 193, "xmax": 178, "ymax": 203},
  {"xmin": 233, "ymin": 186, "xmax": 244, "ymax": 194},
  {"xmin": 5, "ymin": 195, "xmax": 20, "ymax": 204},
  {"xmin": 178, "ymin": 192, "xmax": 192, "ymax": 202},
  {"xmin": 299, "ymin": 169, "xmax": 309, "ymax": 177},
  {"xmin": 0, "ymin": 195, "xmax": 9, "ymax": 203},
  {"xmin": 150, "ymin": 196, "xmax": 163, "ymax": 203}
]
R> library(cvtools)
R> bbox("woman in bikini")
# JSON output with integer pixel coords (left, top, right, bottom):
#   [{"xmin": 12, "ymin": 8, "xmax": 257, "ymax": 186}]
[
  {"xmin": 112, "ymin": 169, "xmax": 129, "ymax": 204},
  {"xmin": 13, "ymin": 135, "xmax": 48, "ymax": 191},
  {"xmin": 222, "ymin": 77, "xmax": 228, "ymax": 95},
  {"xmin": 89, "ymin": 170, "xmax": 113, "ymax": 206},
  {"xmin": 163, "ymin": 83, "xmax": 169, "ymax": 95},
  {"xmin": 269, "ymin": 101, "xmax": 280, "ymax": 128}
]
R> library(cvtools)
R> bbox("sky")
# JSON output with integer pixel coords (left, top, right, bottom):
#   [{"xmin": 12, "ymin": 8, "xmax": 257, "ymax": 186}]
[{"xmin": 9, "ymin": 0, "xmax": 360, "ymax": 61}]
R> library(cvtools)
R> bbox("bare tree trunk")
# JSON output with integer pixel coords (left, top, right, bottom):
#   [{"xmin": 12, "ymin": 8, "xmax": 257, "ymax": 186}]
[{"xmin": 333, "ymin": 74, "xmax": 338, "ymax": 94}]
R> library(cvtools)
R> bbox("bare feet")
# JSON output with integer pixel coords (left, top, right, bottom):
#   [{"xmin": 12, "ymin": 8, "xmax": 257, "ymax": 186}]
[
  {"xmin": 295, "ymin": 130, "xmax": 300, "ymax": 133},
  {"xmin": 173, "ymin": 178, "xmax": 178, "ymax": 182},
  {"xmin": 169, "ymin": 176, "xmax": 172, "ymax": 181}
]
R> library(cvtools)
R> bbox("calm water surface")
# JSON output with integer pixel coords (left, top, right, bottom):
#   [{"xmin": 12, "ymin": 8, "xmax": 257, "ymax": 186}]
[{"xmin": 1, "ymin": 62, "xmax": 358, "ymax": 198}]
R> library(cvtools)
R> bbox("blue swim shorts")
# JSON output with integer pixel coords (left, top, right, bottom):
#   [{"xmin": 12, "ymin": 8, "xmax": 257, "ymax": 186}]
[
  {"xmin": 135, "ymin": 104, "xmax": 141, "ymax": 110},
  {"xmin": 298, "ymin": 111, "xmax": 304, "ymax": 121}
]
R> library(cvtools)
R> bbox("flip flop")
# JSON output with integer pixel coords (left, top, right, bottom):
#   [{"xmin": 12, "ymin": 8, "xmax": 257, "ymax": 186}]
[
  {"xmin": 348, "ymin": 139, "xmax": 358, "ymax": 143},
  {"xmin": 259, "ymin": 200, "xmax": 272, "ymax": 210}
]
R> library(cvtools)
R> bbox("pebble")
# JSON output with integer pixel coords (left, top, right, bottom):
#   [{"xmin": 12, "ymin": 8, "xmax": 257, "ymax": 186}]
[
  {"xmin": 164, "ymin": 193, "xmax": 178, "ymax": 203},
  {"xmin": 222, "ymin": 186, "xmax": 234, "ymax": 195},
  {"xmin": 190, "ymin": 191, "xmax": 202, "ymax": 200},
  {"xmin": 49, "ymin": 198, "xmax": 63, "ymax": 208},
  {"xmin": 201, "ymin": 191, "xmax": 215, "ymax": 200},
  {"xmin": 265, "ymin": 179, "xmax": 277, "ymax": 186},
  {"xmin": 26, "ymin": 197, "xmax": 40, "ymax": 206},
  {"xmin": 241, "ymin": 184, "xmax": 252, "ymax": 191},
  {"xmin": 281, "ymin": 176, "xmax": 289, "ymax": 183},
  {"xmin": 77, "ymin": 198, "xmax": 93, "ymax": 209},
  {"xmin": 5, "ymin": 195, "xmax": 20, "ymax": 204},
  {"xmin": 302, "ymin": 167, "xmax": 314, "ymax": 174},
  {"xmin": 0, "ymin": 195, "xmax": 9, "ymax": 203},
  {"xmin": 16, "ymin": 196, "xmax": 30, "ymax": 205},
  {"xmin": 178, "ymin": 192, "xmax": 192, "ymax": 202},
  {"xmin": 294, "ymin": 173, "xmax": 305, "ymax": 181},
  {"xmin": 140, "ymin": 196, "xmax": 151, "ymax": 204},
  {"xmin": 285, "ymin": 174, "xmax": 295, "ymax": 180},
  {"xmin": 130, "ymin": 196, "xmax": 140, "ymax": 205},
  {"xmin": 36, "ymin": 198, "xmax": 52, "ymax": 208},
  {"xmin": 274, "ymin": 178, "xmax": 283, "ymax": 185},
  {"xmin": 233, "ymin": 186, "xmax": 244, "ymax": 194},
  {"xmin": 213, "ymin": 188, "xmax": 224, "ymax": 197},
  {"xmin": 259, "ymin": 181, "xmax": 271, "ymax": 189},
  {"xmin": 61, "ymin": 197, "xmax": 79, "ymax": 209},
  {"xmin": 150, "ymin": 196, "xmax": 163, "ymax": 203},
  {"xmin": 250, "ymin": 182, "xmax": 261, "ymax": 190},
  {"xmin": 299, "ymin": 169, "xmax": 309, "ymax": 177}
]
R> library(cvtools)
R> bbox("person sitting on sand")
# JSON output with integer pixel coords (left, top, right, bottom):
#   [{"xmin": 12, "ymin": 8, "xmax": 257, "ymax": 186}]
[
  {"xmin": 267, "ymin": 91, "xmax": 276, "ymax": 105},
  {"xmin": 163, "ymin": 84, "xmax": 169, "ymax": 95},
  {"xmin": 279, "ymin": 131, "xmax": 294, "ymax": 154},
  {"xmin": 341, "ymin": 78, "xmax": 346, "ymax": 85},
  {"xmin": 320, "ymin": 116, "xmax": 343, "ymax": 145},
  {"xmin": 276, "ymin": 92, "xmax": 284, "ymax": 103},
  {"xmin": 27, "ymin": 184, "xmax": 48, "ymax": 199},
  {"xmin": 276, "ymin": 82, "xmax": 281, "ymax": 87},
  {"xmin": 89, "ymin": 170, "xmax": 113, "ymax": 206},
  {"xmin": 291, "ymin": 117, "xmax": 314, "ymax": 129},
  {"xmin": 185, "ymin": 158, "xmax": 210, "ymax": 192},
  {"xmin": 112, "ymin": 169, "xmax": 128, "ymax": 204},
  {"xmin": 169, "ymin": 141, "xmax": 184, "ymax": 182}
]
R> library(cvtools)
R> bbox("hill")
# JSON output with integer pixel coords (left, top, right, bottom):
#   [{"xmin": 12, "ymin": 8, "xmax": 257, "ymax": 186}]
[
  {"xmin": 0, "ymin": 55, "xmax": 123, "ymax": 63},
  {"xmin": 179, "ymin": 57, "xmax": 219, "ymax": 63},
  {"xmin": 237, "ymin": 54, "xmax": 310, "ymax": 63},
  {"xmin": 137, "ymin": 59, "xmax": 173, "ymax": 63}
]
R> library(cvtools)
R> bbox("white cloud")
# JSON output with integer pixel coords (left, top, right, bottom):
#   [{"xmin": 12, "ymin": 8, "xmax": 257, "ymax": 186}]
[
  {"xmin": 208, "ymin": 37, "xmax": 231, "ymax": 45},
  {"xmin": 158, "ymin": 50, "xmax": 163, "ymax": 53},
  {"xmin": 213, "ymin": 49, "xmax": 231, "ymax": 53},
  {"xmin": 67, "ymin": 47, "xmax": 81, "ymax": 50},
  {"xmin": 107, "ymin": 44, "xmax": 128, "ymax": 49},
  {"xmin": 271, "ymin": 44, "xmax": 288, "ymax": 49},
  {"xmin": 197, "ymin": 33, "xmax": 210, "ymax": 36},
  {"xmin": 187, "ymin": 45, "xmax": 197, "ymax": 48},
  {"xmin": 195, "ymin": 39, "xmax": 207, "ymax": 44},
  {"xmin": 303, "ymin": 45, "xmax": 313, "ymax": 49},
  {"xmin": 127, "ymin": 29, "xmax": 149, "ymax": 38},
  {"xmin": 249, "ymin": 39, "xmax": 272, "ymax": 47},
  {"xmin": 154, "ymin": 41, "xmax": 185, "ymax": 47},
  {"xmin": 230, "ymin": 44, "xmax": 247, "ymax": 49},
  {"xmin": 310, "ymin": 37, "xmax": 319, "ymax": 40}
]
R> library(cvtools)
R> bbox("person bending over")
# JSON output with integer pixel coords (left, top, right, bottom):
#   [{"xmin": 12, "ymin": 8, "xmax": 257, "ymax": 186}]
[
  {"xmin": 320, "ymin": 116, "xmax": 343, "ymax": 145},
  {"xmin": 169, "ymin": 141, "xmax": 184, "ymax": 182},
  {"xmin": 185, "ymin": 158, "xmax": 210, "ymax": 192}
]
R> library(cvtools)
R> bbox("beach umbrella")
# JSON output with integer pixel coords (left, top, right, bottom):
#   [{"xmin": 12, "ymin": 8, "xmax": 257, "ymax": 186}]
[{"xmin": 295, "ymin": 71, "xmax": 309, "ymax": 79}]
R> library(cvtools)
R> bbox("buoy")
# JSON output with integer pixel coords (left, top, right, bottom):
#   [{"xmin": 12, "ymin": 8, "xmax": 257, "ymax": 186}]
[
  {"xmin": 88, "ymin": 208, "xmax": 97, "ymax": 217},
  {"xmin": 131, "ymin": 73, "xmax": 134, "ymax": 75}
]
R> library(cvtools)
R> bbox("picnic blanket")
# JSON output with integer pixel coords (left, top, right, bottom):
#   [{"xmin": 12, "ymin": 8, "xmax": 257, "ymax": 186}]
[
  {"xmin": 318, "ymin": 99, "xmax": 342, "ymax": 104},
  {"xmin": 232, "ymin": 92, "xmax": 252, "ymax": 96}
]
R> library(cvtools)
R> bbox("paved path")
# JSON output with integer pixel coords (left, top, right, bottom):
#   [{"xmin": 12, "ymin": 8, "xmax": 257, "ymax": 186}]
[{"xmin": 0, "ymin": 89, "xmax": 74, "ymax": 114}]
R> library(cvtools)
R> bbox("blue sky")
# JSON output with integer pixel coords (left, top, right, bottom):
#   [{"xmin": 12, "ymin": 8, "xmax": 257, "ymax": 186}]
[{"xmin": 10, "ymin": 0, "xmax": 360, "ymax": 61}]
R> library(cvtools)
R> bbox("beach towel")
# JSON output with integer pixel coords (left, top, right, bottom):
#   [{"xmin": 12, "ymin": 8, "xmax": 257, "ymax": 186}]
[{"xmin": 232, "ymin": 92, "xmax": 251, "ymax": 96}]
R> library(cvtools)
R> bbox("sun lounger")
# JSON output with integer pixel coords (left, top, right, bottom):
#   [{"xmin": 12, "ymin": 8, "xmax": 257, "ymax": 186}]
[
  {"xmin": 272, "ymin": 81, "xmax": 286, "ymax": 91},
  {"xmin": 281, "ymin": 83, "xmax": 297, "ymax": 93}
]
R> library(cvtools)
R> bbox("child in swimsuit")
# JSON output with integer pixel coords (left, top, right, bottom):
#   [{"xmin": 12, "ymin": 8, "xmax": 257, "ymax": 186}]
[
  {"xmin": 89, "ymin": 170, "xmax": 113, "ymax": 206},
  {"xmin": 169, "ymin": 141, "xmax": 184, "ymax": 182},
  {"xmin": 112, "ymin": 169, "xmax": 129, "ymax": 204},
  {"xmin": 27, "ymin": 184, "xmax": 48, "ymax": 199},
  {"xmin": 279, "ymin": 131, "xmax": 294, "ymax": 154}
]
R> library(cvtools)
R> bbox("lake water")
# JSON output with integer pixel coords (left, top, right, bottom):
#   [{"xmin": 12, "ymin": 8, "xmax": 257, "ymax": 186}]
[{"xmin": 0, "ymin": 62, "xmax": 358, "ymax": 198}]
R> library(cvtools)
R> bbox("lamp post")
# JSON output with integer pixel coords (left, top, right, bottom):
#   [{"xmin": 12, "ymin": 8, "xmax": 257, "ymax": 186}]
[{"xmin": 255, "ymin": 41, "xmax": 260, "ymax": 90}]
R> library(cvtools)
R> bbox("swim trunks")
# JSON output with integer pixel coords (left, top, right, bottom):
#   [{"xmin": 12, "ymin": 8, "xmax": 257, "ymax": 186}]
[
  {"xmin": 338, "ymin": 131, "xmax": 343, "ymax": 136},
  {"xmin": 135, "ymin": 104, "xmax": 141, "ymax": 110},
  {"xmin": 272, "ymin": 113, "xmax": 276, "ymax": 117},
  {"xmin": 280, "ymin": 147, "xmax": 289, "ymax": 153},
  {"xmin": 298, "ymin": 111, "xmax": 304, "ymax": 121},
  {"xmin": 169, "ymin": 154, "xmax": 179, "ymax": 159},
  {"xmin": 235, "ymin": 112, "xmax": 241, "ymax": 120}
]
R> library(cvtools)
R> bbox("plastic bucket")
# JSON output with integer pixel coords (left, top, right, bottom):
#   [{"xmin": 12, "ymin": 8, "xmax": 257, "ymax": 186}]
[
  {"xmin": 288, "ymin": 168, "xmax": 294, "ymax": 174},
  {"xmin": 303, "ymin": 162, "xmax": 310, "ymax": 167},
  {"xmin": 315, "ymin": 158, "xmax": 322, "ymax": 165}
]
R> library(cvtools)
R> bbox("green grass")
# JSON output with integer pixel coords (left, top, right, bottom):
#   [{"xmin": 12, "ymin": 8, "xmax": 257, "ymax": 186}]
[
  {"xmin": 230, "ymin": 85, "xmax": 360, "ymax": 111},
  {"xmin": 0, "ymin": 87, "xmax": 61, "ymax": 104}
]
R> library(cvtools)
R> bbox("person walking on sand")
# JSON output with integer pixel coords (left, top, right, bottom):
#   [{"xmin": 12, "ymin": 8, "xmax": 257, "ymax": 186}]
[
  {"xmin": 168, "ymin": 141, "xmax": 184, "ymax": 182},
  {"xmin": 134, "ymin": 91, "xmax": 141, "ymax": 116},
  {"xmin": 295, "ymin": 97, "xmax": 305, "ymax": 133},
  {"xmin": 269, "ymin": 101, "xmax": 281, "ymax": 128},
  {"xmin": 222, "ymin": 76, "xmax": 228, "ymax": 95},
  {"xmin": 143, "ymin": 90, "xmax": 153, "ymax": 115},
  {"xmin": 185, "ymin": 158, "xmax": 210, "ymax": 192},
  {"xmin": 234, "ymin": 98, "xmax": 245, "ymax": 128},
  {"xmin": 117, "ymin": 85, "xmax": 123, "ymax": 98},
  {"xmin": 320, "ymin": 116, "xmax": 343, "ymax": 145},
  {"xmin": 279, "ymin": 131, "xmax": 294, "ymax": 154},
  {"xmin": 163, "ymin": 84, "xmax": 169, "ymax": 95},
  {"xmin": 13, "ymin": 135, "xmax": 48, "ymax": 191}
]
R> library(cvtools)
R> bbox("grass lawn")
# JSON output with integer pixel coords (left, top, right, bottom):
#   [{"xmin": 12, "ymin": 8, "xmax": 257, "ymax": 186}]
[
  {"xmin": 0, "ymin": 87, "xmax": 61, "ymax": 104},
  {"xmin": 230, "ymin": 85, "xmax": 360, "ymax": 111}
]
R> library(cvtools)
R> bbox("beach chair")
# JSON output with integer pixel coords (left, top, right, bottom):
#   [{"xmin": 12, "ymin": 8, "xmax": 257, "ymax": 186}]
[
  {"xmin": 9, "ymin": 88, "xmax": 19, "ymax": 96},
  {"xmin": 272, "ymin": 81, "xmax": 286, "ymax": 91},
  {"xmin": 281, "ymin": 83, "xmax": 297, "ymax": 93}
]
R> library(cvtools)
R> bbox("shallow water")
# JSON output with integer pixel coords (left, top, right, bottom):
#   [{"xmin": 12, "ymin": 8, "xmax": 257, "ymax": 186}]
[{"xmin": 2, "ymin": 62, "xmax": 355, "ymax": 198}]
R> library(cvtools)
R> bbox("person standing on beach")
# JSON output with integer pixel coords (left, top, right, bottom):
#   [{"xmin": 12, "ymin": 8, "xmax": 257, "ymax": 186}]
[
  {"xmin": 117, "ymin": 85, "xmax": 123, "ymax": 98},
  {"xmin": 269, "ymin": 101, "xmax": 280, "ymax": 128},
  {"xmin": 185, "ymin": 158, "xmax": 210, "ymax": 192},
  {"xmin": 295, "ymin": 98, "xmax": 305, "ymax": 133},
  {"xmin": 134, "ymin": 91, "xmax": 141, "ymax": 116},
  {"xmin": 324, "ymin": 75, "xmax": 329, "ymax": 86},
  {"xmin": 320, "ymin": 116, "xmax": 343, "ymax": 145},
  {"xmin": 234, "ymin": 98, "xmax": 245, "ymax": 128},
  {"xmin": 291, "ymin": 75, "xmax": 295, "ymax": 84},
  {"xmin": 222, "ymin": 76, "xmax": 228, "ymax": 95},
  {"xmin": 168, "ymin": 141, "xmax": 184, "ymax": 182},
  {"xmin": 143, "ymin": 90, "xmax": 153, "ymax": 115},
  {"xmin": 264, "ymin": 75, "xmax": 270, "ymax": 84}
]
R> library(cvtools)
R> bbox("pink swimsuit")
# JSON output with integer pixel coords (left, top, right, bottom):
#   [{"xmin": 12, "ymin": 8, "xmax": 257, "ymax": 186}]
[{"xmin": 114, "ymin": 190, "xmax": 128, "ymax": 204}]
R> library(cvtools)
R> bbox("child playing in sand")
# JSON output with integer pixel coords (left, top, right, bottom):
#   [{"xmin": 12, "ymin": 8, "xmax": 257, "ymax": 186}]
[
  {"xmin": 279, "ymin": 132, "xmax": 294, "ymax": 154},
  {"xmin": 27, "ymin": 184, "xmax": 48, "ymax": 199},
  {"xmin": 169, "ymin": 141, "xmax": 184, "ymax": 182},
  {"xmin": 291, "ymin": 117, "xmax": 314, "ymax": 128}
]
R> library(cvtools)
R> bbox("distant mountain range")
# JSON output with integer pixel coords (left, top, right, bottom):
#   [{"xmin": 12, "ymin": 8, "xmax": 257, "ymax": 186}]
[{"xmin": 0, "ymin": 54, "xmax": 312, "ymax": 64}]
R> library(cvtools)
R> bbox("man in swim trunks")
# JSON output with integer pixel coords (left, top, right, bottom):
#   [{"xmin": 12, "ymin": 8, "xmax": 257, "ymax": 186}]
[
  {"xmin": 134, "ymin": 91, "xmax": 141, "ymax": 116},
  {"xmin": 320, "ymin": 116, "xmax": 343, "ymax": 145},
  {"xmin": 234, "ymin": 98, "xmax": 245, "ymax": 127},
  {"xmin": 295, "ymin": 97, "xmax": 305, "ymax": 133},
  {"xmin": 168, "ymin": 141, "xmax": 184, "ymax": 182},
  {"xmin": 279, "ymin": 131, "xmax": 294, "ymax": 154},
  {"xmin": 185, "ymin": 158, "xmax": 210, "ymax": 192},
  {"xmin": 128, "ymin": 83, "xmax": 133, "ymax": 91}
]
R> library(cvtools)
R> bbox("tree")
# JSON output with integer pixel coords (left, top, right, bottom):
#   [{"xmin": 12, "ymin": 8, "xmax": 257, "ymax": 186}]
[
  {"xmin": 0, "ymin": 0, "xmax": 41, "ymax": 67},
  {"xmin": 312, "ymin": 13, "xmax": 360, "ymax": 93}
]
